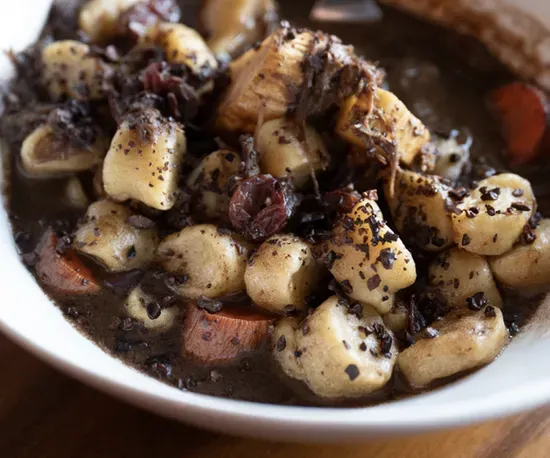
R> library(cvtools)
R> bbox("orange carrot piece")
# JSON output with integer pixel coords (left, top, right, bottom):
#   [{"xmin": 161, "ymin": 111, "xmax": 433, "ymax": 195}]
[
  {"xmin": 35, "ymin": 230, "xmax": 101, "ymax": 295},
  {"xmin": 489, "ymin": 82, "xmax": 549, "ymax": 166},
  {"xmin": 182, "ymin": 305, "xmax": 274, "ymax": 363}
]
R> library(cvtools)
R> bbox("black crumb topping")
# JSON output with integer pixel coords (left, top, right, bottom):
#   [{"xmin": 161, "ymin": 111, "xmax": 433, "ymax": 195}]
[
  {"xmin": 466, "ymin": 292, "xmax": 488, "ymax": 311},
  {"xmin": 480, "ymin": 187, "xmax": 500, "ymax": 201},
  {"xmin": 367, "ymin": 274, "xmax": 381, "ymax": 291},
  {"xmin": 340, "ymin": 279, "xmax": 353, "ymax": 294},
  {"xmin": 512, "ymin": 189, "xmax": 524, "ymax": 197},
  {"xmin": 276, "ymin": 335, "xmax": 287, "ymax": 352},
  {"xmin": 519, "ymin": 223, "xmax": 537, "ymax": 245},
  {"xmin": 448, "ymin": 187, "xmax": 469, "ymax": 201},
  {"xmin": 146, "ymin": 301, "xmax": 161, "ymax": 320},
  {"xmin": 377, "ymin": 248, "xmax": 396, "ymax": 269},
  {"xmin": 465, "ymin": 207, "xmax": 480, "ymax": 218},
  {"xmin": 484, "ymin": 305, "xmax": 497, "ymax": 318},
  {"xmin": 126, "ymin": 245, "xmax": 137, "ymax": 259},
  {"xmin": 344, "ymin": 364, "xmax": 360, "ymax": 381},
  {"xmin": 348, "ymin": 302, "xmax": 363, "ymax": 319},
  {"xmin": 326, "ymin": 250, "xmax": 343, "ymax": 270},
  {"xmin": 196, "ymin": 296, "xmax": 223, "ymax": 314},
  {"xmin": 284, "ymin": 304, "xmax": 297, "ymax": 316},
  {"xmin": 511, "ymin": 202, "xmax": 531, "ymax": 212}
]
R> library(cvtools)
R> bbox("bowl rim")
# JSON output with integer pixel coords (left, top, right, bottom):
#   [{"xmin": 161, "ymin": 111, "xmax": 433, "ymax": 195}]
[
  {"xmin": 2, "ymin": 0, "xmax": 550, "ymax": 440},
  {"xmin": 2, "ymin": 306, "xmax": 550, "ymax": 438}
]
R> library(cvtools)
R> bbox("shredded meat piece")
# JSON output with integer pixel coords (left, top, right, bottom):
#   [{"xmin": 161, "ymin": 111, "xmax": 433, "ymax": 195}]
[
  {"xmin": 291, "ymin": 33, "xmax": 383, "ymax": 124},
  {"xmin": 239, "ymin": 134, "xmax": 260, "ymax": 177}
]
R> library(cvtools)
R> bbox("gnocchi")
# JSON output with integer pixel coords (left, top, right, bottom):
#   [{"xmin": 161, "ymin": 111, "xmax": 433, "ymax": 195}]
[
  {"xmin": 102, "ymin": 109, "xmax": 186, "ymax": 210},
  {"xmin": 42, "ymin": 41, "xmax": 110, "ymax": 101},
  {"xmin": 489, "ymin": 219, "xmax": 550, "ymax": 289},
  {"xmin": 200, "ymin": 0, "xmax": 278, "ymax": 61},
  {"xmin": 186, "ymin": 149, "xmax": 240, "ymax": 219},
  {"xmin": 428, "ymin": 247, "xmax": 503, "ymax": 309},
  {"xmin": 125, "ymin": 286, "xmax": 178, "ymax": 331},
  {"xmin": 383, "ymin": 168, "xmax": 454, "ymax": 251},
  {"xmin": 21, "ymin": 124, "xmax": 105, "ymax": 177},
  {"xmin": 326, "ymin": 197, "xmax": 416, "ymax": 314},
  {"xmin": 157, "ymin": 224, "xmax": 251, "ymax": 299},
  {"xmin": 73, "ymin": 199, "xmax": 159, "ymax": 272},
  {"xmin": 398, "ymin": 306, "xmax": 508, "ymax": 388},
  {"xmin": 273, "ymin": 296, "xmax": 397, "ymax": 399},
  {"xmin": 245, "ymin": 235, "xmax": 324, "ymax": 314},
  {"xmin": 256, "ymin": 118, "xmax": 328, "ymax": 188},
  {"xmin": 451, "ymin": 173, "xmax": 535, "ymax": 256}
]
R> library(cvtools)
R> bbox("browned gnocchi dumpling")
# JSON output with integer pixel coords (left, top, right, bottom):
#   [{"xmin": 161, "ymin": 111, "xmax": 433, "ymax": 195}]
[
  {"xmin": 21, "ymin": 124, "xmax": 105, "ymax": 177},
  {"xmin": 41, "ymin": 41, "xmax": 111, "ymax": 101},
  {"xmin": 186, "ymin": 149, "xmax": 240, "ymax": 219},
  {"xmin": 489, "ymin": 219, "xmax": 550, "ymax": 289},
  {"xmin": 141, "ymin": 22, "xmax": 218, "ymax": 75},
  {"xmin": 451, "ymin": 173, "xmax": 535, "ymax": 256},
  {"xmin": 245, "ymin": 235, "xmax": 324, "ymax": 314},
  {"xmin": 256, "ymin": 118, "xmax": 328, "ymax": 188},
  {"xmin": 157, "ymin": 224, "xmax": 251, "ymax": 299},
  {"xmin": 429, "ymin": 247, "xmax": 502, "ymax": 309},
  {"xmin": 102, "ymin": 109, "xmax": 186, "ymax": 211},
  {"xmin": 125, "ymin": 286, "xmax": 178, "ymax": 332},
  {"xmin": 273, "ymin": 296, "xmax": 397, "ymax": 399},
  {"xmin": 200, "ymin": 0, "xmax": 278, "ymax": 61},
  {"xmin": 326, "ymin": 197, "xmax": 416, "ymax": 314},
  {"xmin": 79, "ymin": 0, "xmax": 141, "ymax": 43},
  {"xmin": 73, "ymin": 199, "xmax": 159, "ymax": 272},
  {"xmin": 383, "ymin": 169, "xmax": 454, "ymax": 251},
  {"xmin": 398, "ymin": 306, "xmax": 508, "ymax": 388}
]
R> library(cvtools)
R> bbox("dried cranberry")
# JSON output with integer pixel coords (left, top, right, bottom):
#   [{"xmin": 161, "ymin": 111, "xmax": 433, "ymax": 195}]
[
  {"xmin": 141, "ymin": 62, "xmax": 200, "ymax": 121},
  {"xmin": 323, "ymin": 189, "xmax": 360, "ymax": 214},
  {"xmin": 229, "ymin": 175, "xmax": 297, "ymax": 241}
]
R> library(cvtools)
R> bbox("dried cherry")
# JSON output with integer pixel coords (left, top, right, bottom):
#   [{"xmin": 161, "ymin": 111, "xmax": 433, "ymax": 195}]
[
  {"xmin": 229, "ymin": 175, "xmax": 297, "ymax": 241},
  {"xmin": 322, "ymin": 189, "xmax": 361, "ymax": 214}
]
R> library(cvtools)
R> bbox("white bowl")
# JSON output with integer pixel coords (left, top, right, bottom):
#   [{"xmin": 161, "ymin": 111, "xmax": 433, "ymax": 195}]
[{"xmin": 2, "ymin": 0, "xmax": 550, "ymax": 442}]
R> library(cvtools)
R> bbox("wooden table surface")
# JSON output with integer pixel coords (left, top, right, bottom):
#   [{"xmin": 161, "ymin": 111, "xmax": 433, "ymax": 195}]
[{"xmin": 1, "ymin": 333, "xmax": 549, "ymax": 458}]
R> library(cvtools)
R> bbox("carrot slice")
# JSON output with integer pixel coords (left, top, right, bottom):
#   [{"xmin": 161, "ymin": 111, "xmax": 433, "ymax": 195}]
[
  {"xmin": 182, "ymin": 305, "xmax": 274, "ymax": 363},
  {"xmin": 34, "ymin": 230, "xmax": 101, "ymax": 295},
  {"xmin": 489, "ymin": 82, "xmax": 549, "ymax": 166}
]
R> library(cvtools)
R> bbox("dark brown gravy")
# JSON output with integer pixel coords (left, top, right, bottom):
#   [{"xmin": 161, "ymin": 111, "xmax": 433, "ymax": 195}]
[{"xmin": 2, "ymin": 0, "xmax": 547, "ymax": 407}]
